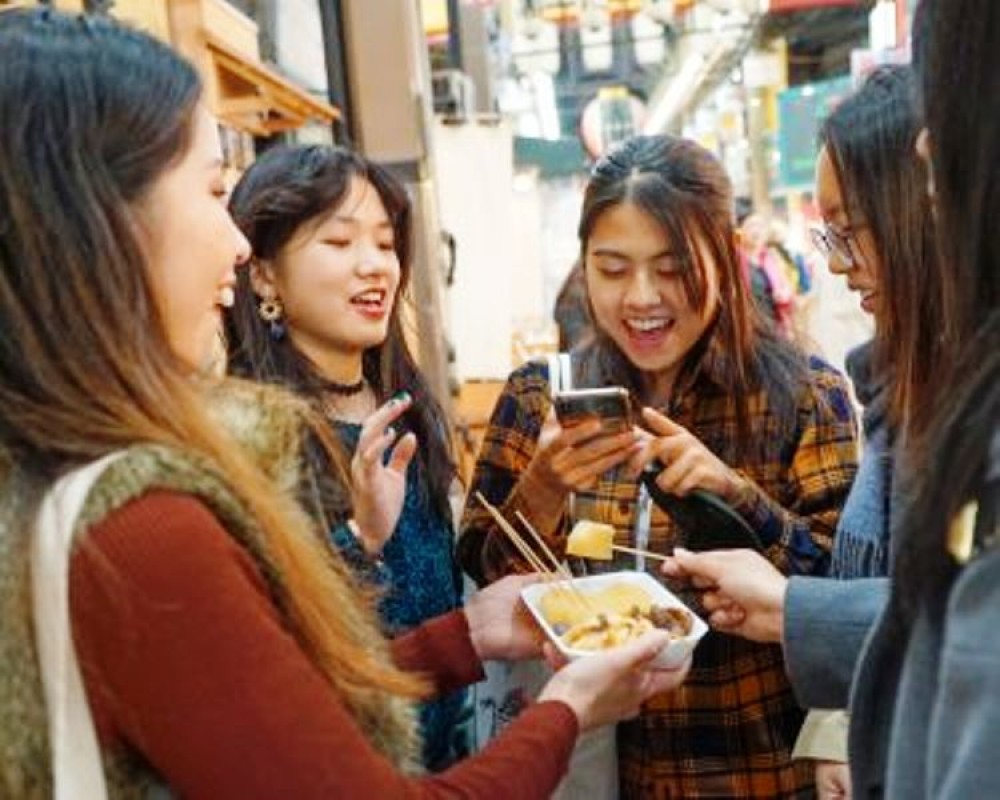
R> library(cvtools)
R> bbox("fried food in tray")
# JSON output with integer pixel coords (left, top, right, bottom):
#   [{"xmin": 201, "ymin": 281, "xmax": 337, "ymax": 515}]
[
  {"xmin": 561, "ymin": 604, "xmax": 694, "ymax": 652},
  {"xmin": 539, "ymin": 581, "xmax": 654, "ymax": 629}
]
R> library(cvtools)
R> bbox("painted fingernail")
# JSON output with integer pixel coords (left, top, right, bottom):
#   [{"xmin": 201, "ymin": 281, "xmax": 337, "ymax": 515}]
[
  {"xmin": 392, "ymin": 391, "xmax": 411, "ymax": 405},
  {"xmin": 385, "ymin": 426, "xmax": 396, "ymax": 439}
]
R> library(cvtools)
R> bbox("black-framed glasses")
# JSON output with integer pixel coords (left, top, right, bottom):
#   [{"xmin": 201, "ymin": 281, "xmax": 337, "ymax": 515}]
[{"xmin": 809, "ymin": 223, "xmax": 866, "ymax": 269}]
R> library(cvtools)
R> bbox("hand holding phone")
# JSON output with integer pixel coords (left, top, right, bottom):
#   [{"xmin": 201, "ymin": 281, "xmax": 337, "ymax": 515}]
[{"xmin": 516, "ymin": 389, "xmax": 640, "ymax": 520}]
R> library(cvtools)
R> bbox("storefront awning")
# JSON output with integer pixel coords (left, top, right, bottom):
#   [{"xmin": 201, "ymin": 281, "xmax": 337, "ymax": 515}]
[{"xmin": 206, "ymin": 34, "xmax": 339, "ymax": 137}]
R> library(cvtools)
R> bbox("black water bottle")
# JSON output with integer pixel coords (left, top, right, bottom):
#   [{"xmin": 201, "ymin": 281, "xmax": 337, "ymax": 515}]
[{"xmin": 640, "ymin": 461, "xmax": 764, "ymax": 552}]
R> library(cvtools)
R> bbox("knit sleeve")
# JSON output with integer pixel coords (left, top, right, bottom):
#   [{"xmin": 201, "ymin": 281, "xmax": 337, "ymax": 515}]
[
  {"xmin": 390, "ymin": 610, "xmax": 485, "ymax": 694},
  {"xmin": 457, "ymin": 362, "xmax": 569, "ymax": 587},
  {"xmin": 70, "ymin": 491, "xmax": 577, "ymax": 799}
]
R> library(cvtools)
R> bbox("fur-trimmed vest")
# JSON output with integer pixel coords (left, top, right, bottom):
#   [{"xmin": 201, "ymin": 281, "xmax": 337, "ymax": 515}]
[{"xmin": 0, "ymin": 385, "xmax": 420, "ymax": 798}]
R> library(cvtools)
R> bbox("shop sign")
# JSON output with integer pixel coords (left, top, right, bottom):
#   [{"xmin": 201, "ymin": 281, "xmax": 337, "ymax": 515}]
[{"xmin": 776, "ymin": 76, "xmax": 852, "ymax": 189}]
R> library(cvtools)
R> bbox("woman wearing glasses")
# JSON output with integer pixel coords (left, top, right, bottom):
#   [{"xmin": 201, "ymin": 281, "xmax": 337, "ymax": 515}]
[
  {"xmin": 664, "ymin": 0, "xmax": 1000, "ymax": 790},
  {"xmin": 662, "ymin": 63, "xmax": 942, "ymax": 797},
  {"xmin": 789, "ymin": 64, "xmax": 943, "ymax": 799}
]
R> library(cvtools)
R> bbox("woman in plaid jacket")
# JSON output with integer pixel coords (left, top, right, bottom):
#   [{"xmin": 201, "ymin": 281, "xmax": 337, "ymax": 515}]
[{"xmin": 459, "ymin": 135, "xmax": 858, "ymax": 798}]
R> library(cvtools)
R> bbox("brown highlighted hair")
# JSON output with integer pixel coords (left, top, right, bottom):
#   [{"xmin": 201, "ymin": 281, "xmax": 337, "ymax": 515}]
[
  {"xmin": 577, "ymin": 134, "xmax": 809, "ymax": 458},
  {"xmin": 0, "ymin": 6, "xmax": 424, "ymax": 730}
]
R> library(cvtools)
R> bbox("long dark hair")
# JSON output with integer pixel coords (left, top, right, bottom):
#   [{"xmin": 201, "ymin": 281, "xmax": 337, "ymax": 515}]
[
  {"xmin": 577, "ymin": 135, "xmax": 809, "ymax": 458},
  {"xmin": 818, "ymin": 65, "xmax": 942, "ymax": 428},
  {"xmin": 0, "ymin": 5, "xmax": 424, "ymax": 742},
  {"xmin": 896, "ymin": 0, "xmax": 1000, "ymax": 620},
  {"xmin": 225, "ymin": 145, "xmax": 456, "ymax": 521}
]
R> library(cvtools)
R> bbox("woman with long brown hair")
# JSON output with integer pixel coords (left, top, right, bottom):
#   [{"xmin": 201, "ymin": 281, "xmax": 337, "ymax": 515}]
[
  {"xmin": 460, "ymin": 134, "xmax": 859, "ymax": 797},
  {"xmin": 0, "ymin": 8, "xmax": 689, "ymax": 797}
]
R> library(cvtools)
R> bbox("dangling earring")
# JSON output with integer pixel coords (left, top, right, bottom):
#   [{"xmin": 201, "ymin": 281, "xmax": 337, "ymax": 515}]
[{"xmin": 258, "ymin": 296, "xmax": 286, "ymax": 341}]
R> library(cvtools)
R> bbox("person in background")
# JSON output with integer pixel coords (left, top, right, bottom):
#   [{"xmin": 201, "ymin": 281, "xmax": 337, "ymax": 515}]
[
  {"xmin": 662, "ymin": 0, "xmax": 1000, "ymax": 794},
  {"xmin": 224, "ymin": 144, "xmax": 473, "ymax": 770},
  {"xmin": 460, "ymin": 134, "xmax": 858, "ymax": 797},
  {"xmin": 0, "ymin": 9, "xmax": 691, "ymax": 797},
  {"xmin": 794, "ymin": 63, "xmax": 939, "ymax": 799}
]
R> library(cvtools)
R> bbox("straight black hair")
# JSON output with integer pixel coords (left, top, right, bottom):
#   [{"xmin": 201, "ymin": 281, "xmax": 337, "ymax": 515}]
[
  {"xmin": 224, "ymin": 145, "xmax": 456, "ymax": 522},
  {"xmin": 818, "ymin": 65, "xmax": 942, "ymax": 429},
  {"xmin": 896, "ymin": 0, "xmax": 1000, "ymax": 620}
]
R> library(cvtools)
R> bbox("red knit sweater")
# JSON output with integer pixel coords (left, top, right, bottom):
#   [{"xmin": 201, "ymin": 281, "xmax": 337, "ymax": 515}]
[{"xmin": 69, "ymin": 491, "xmax": 577, "ymax": 799}]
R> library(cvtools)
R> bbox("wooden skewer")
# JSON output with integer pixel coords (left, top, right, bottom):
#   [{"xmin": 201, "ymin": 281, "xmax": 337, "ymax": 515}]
[
  {"xmin": 474, "ymin": 493, "xmax": 555, "ymax": 576},
  {"xmin": 611, "ymin": 544, "xmax": 670, "ymax": 563},
  {"xmin": 514, "ymin": 511, "xmax": 574, "ymax": 582},
  {"xmin": 513, "ymin": 510, "xmax": 601, "ymax": 616},
  {"xmin": 475, "ymin": 493, "xmax": 593, "ymax": 614}
]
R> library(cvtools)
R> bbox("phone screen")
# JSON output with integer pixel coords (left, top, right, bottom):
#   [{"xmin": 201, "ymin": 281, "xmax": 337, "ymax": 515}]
[{"xmin": 553, "ymin": 387, "xmax": 632, "ymax": 434}]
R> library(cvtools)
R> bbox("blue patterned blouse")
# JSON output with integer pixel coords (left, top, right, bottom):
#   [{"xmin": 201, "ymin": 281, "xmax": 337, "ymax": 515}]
[{"xmin": 329, "ymin": 421, "xmax": 470, "ymax": 771}]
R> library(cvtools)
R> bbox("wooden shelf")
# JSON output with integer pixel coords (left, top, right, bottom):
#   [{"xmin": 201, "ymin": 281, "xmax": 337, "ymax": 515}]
[
  {"xmin": 168, "ymin": 0, "xmax": 339, "ymax": 137},
  {"xmin": 206, "ymin": 34, "xmax": 339, "ymax": 136}
]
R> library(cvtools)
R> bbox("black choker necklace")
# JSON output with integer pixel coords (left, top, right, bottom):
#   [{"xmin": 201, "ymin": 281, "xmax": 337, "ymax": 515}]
[{"xmin": 317, "ymin": 376, "xmax": 367, "ymax": 397}]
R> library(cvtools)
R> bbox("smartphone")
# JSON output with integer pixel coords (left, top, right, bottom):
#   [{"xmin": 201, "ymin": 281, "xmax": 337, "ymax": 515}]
[{"xmin": 553, "ymin": 387, "xmax": 633, "ymax": 435}]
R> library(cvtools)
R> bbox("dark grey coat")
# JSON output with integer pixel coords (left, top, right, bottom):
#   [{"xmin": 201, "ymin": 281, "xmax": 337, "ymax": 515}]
[{"xmin": 786, "ymin": 429, "xmax": 1000, "ymax": 798}]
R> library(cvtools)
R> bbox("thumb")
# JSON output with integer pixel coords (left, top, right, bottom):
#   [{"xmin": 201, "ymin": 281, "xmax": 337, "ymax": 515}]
[
  {"xmin": 608, "ymin": 629, "xmax": 672, "ymax": 670},
  {"xmin": 672, "ymin": 547, "xmax": 724, "ymax": 585},
  {"xmin": 641, "ymin": 407, "xmax": 686, "ymax": 437},
  {"xmin": 387, "ymin": 432, "xmax": 418, "ymax": 474}
]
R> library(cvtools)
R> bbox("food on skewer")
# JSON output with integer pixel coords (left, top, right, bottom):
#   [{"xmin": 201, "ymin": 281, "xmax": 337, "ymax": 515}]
[
  {"xmin": 565, "ymin": 520, "xmax": 616, "ymax": 560},
  {"xmin": 565, "ymin": 519, "xmax": 670, "ymax": 563}
]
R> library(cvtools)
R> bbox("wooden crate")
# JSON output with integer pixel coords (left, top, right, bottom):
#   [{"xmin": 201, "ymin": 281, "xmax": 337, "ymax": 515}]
[{"xmin": 454, "ymin": 380, "xmax": 506, "ymax": 483}]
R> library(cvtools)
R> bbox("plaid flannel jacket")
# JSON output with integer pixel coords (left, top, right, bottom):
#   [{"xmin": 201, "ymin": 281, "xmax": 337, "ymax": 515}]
[{"xmin": 459, "ymin": 355, "xmax": 859, "ymax": 799}]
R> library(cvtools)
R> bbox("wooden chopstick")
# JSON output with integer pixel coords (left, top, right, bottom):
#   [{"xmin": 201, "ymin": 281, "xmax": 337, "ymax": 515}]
[
  {"xmin": 514, "ymin": 511, "xmax": 575, "ymax": 582},
  {"xmin": 475, "ymin": 493, "xmax": 593, "ymax": 614},
  {"xmin": 513, "ymin": 510, "xmax": 600, "ymax": 616},
  {"xmin": 474, "ymin": 492, "xmax": 554, "ymax": 577}
]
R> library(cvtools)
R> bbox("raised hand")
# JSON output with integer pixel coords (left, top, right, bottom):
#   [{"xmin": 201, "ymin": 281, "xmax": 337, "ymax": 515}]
[
  {"xmin": 350, "ymin": 393, "xmax": 418, "ymax": 555},
  {"xmin": 660, "ymin": 548, "xmax": 787, "ymax": 643},
  {"xmin": 628, "ymin": 407, "xmax": 749, "ymax": 503}
]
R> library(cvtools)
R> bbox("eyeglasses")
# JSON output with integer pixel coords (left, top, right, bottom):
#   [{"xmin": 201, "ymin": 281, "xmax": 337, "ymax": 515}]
[{"xmin": 809, "ymin": 222, "xmax": 866, "ymax": 269}]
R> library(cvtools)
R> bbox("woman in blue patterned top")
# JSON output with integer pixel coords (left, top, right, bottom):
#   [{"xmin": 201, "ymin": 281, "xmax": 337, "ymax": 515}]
[{"xmin": 223, "ymin": 145, "xmax": 469, "ymax": 771}]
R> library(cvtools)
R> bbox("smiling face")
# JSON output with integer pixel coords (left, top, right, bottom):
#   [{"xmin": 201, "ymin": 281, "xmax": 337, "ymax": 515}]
[
  {"xmin": 815, "ymin": 145, "xmax": 882, "ymax": 316},
  {"xmin": 584, "ymin": 201, "xmax": 719, "ymax": 397},
  {"xmin": 140, "ymin": 105, "xmax": 250, "ymax": 370},
  {"xmin": 255, "ymin": 176, "xmax": 401, "ymax": 380}
]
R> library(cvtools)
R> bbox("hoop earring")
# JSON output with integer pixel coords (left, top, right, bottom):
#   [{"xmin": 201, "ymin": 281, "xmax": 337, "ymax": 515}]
[{"xmin": 258, "ymin": 297, "xmax": 286, "ymax": 341}]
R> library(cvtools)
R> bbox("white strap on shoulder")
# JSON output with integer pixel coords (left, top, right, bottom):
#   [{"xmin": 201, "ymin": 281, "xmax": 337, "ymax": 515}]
[
  {"xmin": 32, "ymin": 453, "xmax": 123, "ymax": 800},
  {"xmin": 546, "ymin": 352, "xmax": 573, "ymax": 394}
]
